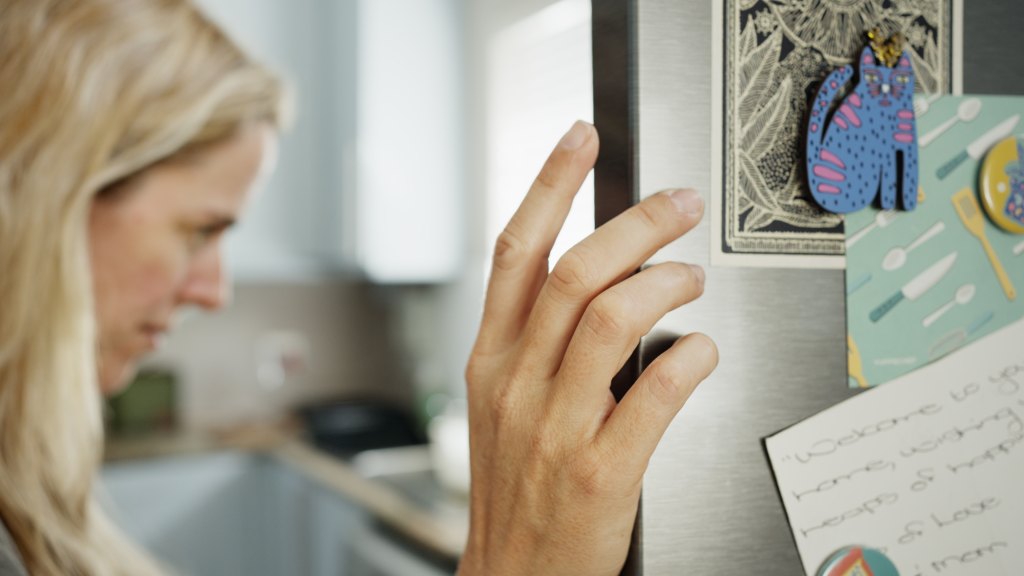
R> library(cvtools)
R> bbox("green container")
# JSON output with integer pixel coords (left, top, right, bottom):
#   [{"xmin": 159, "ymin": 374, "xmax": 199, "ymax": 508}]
[{"xmin": 106, "ymin": 369, "xmax": 177, "ymax": 435}]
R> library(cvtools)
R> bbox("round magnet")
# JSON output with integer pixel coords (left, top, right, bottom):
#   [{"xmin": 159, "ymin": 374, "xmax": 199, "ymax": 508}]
[
  {"xmin": 817, "ymin": 545, "xmax": 898, "ymax": 576},
  {"xmin": 979, "ymin": 135, "xmax": 1024, "ymax": 234}
]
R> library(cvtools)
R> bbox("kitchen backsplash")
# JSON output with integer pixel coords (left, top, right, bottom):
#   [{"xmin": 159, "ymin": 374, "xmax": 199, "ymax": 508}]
[{"xmin": 137, "ymin": 281, "xmax": 417, "ymax": 431}]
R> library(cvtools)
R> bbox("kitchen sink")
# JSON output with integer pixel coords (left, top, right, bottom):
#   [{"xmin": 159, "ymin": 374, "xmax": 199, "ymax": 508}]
[{"xmin": 350, "ymin": 445, "xmax": 468, "ymax": 516}]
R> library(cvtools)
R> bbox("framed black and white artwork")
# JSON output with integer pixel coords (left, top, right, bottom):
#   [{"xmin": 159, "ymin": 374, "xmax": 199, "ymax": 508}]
[{"xmin": 711, "ymin": 0, "xmax": 963, "ymax": 268}]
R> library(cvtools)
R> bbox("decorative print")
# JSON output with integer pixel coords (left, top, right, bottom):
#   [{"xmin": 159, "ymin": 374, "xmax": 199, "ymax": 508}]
[
  {"xmin": 935, "ymin": 114, "xmax": 1020, "ymax": 180},
  {"xmin": 713, "ymin": 0, "xmax": 956, "ymax": 267},
  {"xmin": 951, "ymin": 187, "xmax": 1016, "ymax": 300},
  {"xmin": 1005, "ymin": 147, "xmax": 1024, "ymax": 226},
  {"xmin": 845, "ymin": 96, "xmax": 1024, "ymax": 388},
  {"xmin": 868, "ymin": 251, "xmax": 956, "ymax": 322},
  {"xmin": 806, "ymin": 44, "xmax": 919, "ymax": 214},
  {"xmin": 979, "ymin": 135, "xmax": 1024, "ymax": 234}
]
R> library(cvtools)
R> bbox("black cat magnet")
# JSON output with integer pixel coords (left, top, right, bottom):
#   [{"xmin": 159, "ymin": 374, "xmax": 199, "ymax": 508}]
[{"xmin": 806, "ymin": 30, "xmax": 919, "ymax": 214}]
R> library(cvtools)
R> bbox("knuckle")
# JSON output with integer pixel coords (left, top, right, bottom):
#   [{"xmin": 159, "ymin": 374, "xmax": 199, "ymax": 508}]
[
  {"xmin": 582, "ymin": 291, "xmax": 632, "ymax": 339},
  {"xmin": 533, "ymin": 159, "xmax": 563, "ymax": 193},
  {"xmin": 464, "ymin": 355, "xmax": 485, "ymax": 389},
  {"xmin": 492, "ymin": 227, "xmax": 530, "ymax": 272},
  {"xmin": 488, "ymin": 383, "xmax": 518, "ymax": 428},
  {"xmin": 646, "ymin": 363, "xmax": 686, "ymax": 406},
  {"xmin": 568, "ymin": 449, "xmax": 612, "ymax": 497},
  {"xmin": 633, "ymin": 196, "xmax": 666, "ymax": 229},
  {"xmin": 549, "ymin": 249, "xmax": 594, "ymax": 300},
  {"xmin": 528, "ymin": 427, "xmax": 562, "ymax": 463}
]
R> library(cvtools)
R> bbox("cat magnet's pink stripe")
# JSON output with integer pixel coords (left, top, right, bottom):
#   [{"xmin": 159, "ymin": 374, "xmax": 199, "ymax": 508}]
[
  {"xmin": 898, "ymin": 123, "xmax": 913, "ymax": 131},
  {"xmin": 813, "ymin": 165, "xmax": 845, "ymax": 182},
  {"xmin": 820, "ymin": 149, "xmax": 846, "ymax": 169},
  {"xmin": 834, "ymin": 116, "xmax": 849, "ymax": 130},
  {"xmin": 898, "ymin": 110, "xmax": 914, "ymax": 119},
  {"xmin": 848, "ymin": 93, "xmax": 862, "ymax": 107},
  {"xmin": 894, "ymin": 133, "xmax": 914, "ymax": 143},
  {"xmin": 817, "ymin": 184, "xmax": 841, "ymax": 194},
  {"xmin": 839, "ymin": 104, "xmax": 862, "ymax": 127}
]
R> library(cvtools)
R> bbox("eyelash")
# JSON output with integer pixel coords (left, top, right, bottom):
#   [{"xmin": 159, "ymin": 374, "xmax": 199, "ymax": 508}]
[{"xmin": 188, "ymin": 226, "xmax": 221, "ymax": 251}]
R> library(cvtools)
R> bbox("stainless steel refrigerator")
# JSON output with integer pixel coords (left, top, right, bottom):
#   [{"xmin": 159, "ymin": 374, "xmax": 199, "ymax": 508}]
[{"xmin": 591, "ymin": 1, "xmax": 1024, "ymax": 573}]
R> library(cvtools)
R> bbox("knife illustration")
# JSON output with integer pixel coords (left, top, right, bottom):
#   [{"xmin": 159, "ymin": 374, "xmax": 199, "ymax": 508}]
[
  {"xmin": 869, "ymin": 252, "xmax": 958, "ymax": 322},
  {"xmin": 937, "ymin": 115, "xmax": 1020, "ymax": 180}
]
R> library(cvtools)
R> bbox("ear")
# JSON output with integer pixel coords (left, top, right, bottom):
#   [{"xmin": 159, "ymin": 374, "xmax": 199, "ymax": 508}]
[
  {"xmin": 859, "ymin": 46, "xmax": 876, "ymax": 69},
  {"xmin": 897, "ymin": 49, "xmax": 912, "ymax": 70}
]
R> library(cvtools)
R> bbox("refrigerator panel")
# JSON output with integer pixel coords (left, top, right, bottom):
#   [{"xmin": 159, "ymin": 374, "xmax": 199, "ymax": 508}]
[
  {"xmin": 592, "ymin": 1, "xmax": 1024, "ymax": 574},
  {"xmin": 633, "ymin": 3, "xmax": 852, "ymax": 573}
]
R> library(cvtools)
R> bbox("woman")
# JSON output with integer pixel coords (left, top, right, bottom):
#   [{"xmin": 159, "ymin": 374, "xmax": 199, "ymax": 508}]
[{"xmin": 0, "ymin": 1, "xmax": 716, "ymax": 575}]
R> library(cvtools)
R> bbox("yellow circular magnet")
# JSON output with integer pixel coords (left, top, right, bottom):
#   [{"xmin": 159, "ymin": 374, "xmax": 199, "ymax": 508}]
[{"xmin": 979, "ymin": 135, "xmax": 1024, "ymax": 234}]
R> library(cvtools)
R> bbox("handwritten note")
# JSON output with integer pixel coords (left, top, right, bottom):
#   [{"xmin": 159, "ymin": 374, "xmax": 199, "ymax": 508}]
[{"xmin": 767, "ymin": 319, "xmax": 1024, "ymax": 576}]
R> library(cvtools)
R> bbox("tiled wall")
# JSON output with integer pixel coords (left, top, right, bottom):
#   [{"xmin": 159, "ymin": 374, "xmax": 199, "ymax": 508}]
[{"xmin": 139, "ymin": 281, "xmax": 414, "ymax": 430}]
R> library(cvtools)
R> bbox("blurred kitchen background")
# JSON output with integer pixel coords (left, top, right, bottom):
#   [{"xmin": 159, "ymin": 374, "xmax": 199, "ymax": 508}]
[{"xmin": 100, "ymin": 0, "xmax": 595, "ymax": 574}]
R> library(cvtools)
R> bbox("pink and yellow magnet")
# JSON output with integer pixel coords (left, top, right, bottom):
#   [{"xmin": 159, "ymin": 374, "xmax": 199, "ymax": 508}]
[
  {"xmin": 980, "ymin": 135, "xmax": 1024, "ymax": 234},
  {"xmin": 817, "ymin": 546, "xmax": 898, "ymax": 576}
]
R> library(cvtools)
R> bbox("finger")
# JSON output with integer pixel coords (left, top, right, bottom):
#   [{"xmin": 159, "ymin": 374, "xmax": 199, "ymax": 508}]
[
  {"xmin": 596, "ymin": 332, "xmax": 718, "ymax": 477},
  {"xmin": 474, "ymin": 121, "xmax": 599, "ymax": 355},
  {"xmin": 521, "ymin": 188, "xmax": 705, "ymax": 375},
  {"xmin": 552, "ymin": 262, "xmax": 705, "ymax": 433}
]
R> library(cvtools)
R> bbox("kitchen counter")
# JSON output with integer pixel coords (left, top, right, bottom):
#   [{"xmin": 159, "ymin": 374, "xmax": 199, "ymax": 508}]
[{"xmin": 104, "ymin": 427, "xmax": 469, "ymax": 563}]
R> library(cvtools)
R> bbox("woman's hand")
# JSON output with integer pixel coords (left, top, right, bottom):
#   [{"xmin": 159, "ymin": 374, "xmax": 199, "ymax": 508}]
[{"xmin": 458, "ymin": 121, "xmax": 718, "ymax": 576}]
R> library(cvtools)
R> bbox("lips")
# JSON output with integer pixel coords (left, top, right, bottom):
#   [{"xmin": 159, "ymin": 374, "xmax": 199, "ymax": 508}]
[{"xmin": 140, "ymin": 323, "xmax": 169, "ymax": 351}]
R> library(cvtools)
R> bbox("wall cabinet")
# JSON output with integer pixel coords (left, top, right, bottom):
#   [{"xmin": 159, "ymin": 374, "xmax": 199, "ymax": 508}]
[{"xmin": 194, "ymin": 0, "xmax": 464, "ymax": 283}]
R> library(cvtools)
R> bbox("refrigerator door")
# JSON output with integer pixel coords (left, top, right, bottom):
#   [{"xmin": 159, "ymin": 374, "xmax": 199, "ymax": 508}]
[
  {"xmin": 598, "ymin": 2, "xmax": 853, "ymax": 573},
  {"xmin": 593, "ymin": 1, "xmax": 1024, "ymax": 574}
]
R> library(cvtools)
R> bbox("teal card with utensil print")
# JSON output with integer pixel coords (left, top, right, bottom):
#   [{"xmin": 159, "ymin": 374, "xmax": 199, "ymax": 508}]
[{"xmin": 845, "ymin": 95, "xmax": 1024, "ymax": 388}]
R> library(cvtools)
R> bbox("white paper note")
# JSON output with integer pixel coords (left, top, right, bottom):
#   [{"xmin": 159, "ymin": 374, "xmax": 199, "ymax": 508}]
[{"xmin": 766, "ymin": 319, "xmax": 1024, "ymax": 576}]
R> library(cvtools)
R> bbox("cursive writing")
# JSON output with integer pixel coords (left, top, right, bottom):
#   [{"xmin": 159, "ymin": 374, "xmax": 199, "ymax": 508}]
[
  {"xmin": 989, "ymin": 362, "xmax": 1023, "ymax": 396},
  {"xmin": 793, "ymin": 404, "xmax": 942, "ymax": 464},
  {"xmin": 900, "ymin": 407, "xmax": 1021, "ymax": 458},
  {"xmin": 800, "ymin": 492, "xmax": 898, "ymax": 538},
  {"xmin": 791, "ymin": 459, "xmax": 895, "ymax": 501},
  {"xmin": 930, "ymin": 541, "xmax": 1008, "ymax": 573},
  {"xmin": 930, "ymin": 497, "xmax": 1000, "ymax": 529},
  {"xmin": 949, "ymin": 381, "xmax": 980, "ymax": 403},
  {"xmin": 947, "ymin": 430, "xmax": 1024, "ymax": 473}
]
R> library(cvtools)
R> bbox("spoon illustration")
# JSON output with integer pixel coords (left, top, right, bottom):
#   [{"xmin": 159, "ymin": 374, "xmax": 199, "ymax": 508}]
[
  {"xmin": 919, "ymin": 98, "xmax": 982, "ymax": 148},
  {"xmin": 913, "ymin": 93, "xmax": 941, "ymax": 117},
  {"xmin": 847, "ymin": 210, "xmax": 898, "ymax": 249},
  {"xmin": 922, "ymin": 283, "xmax": 975, "ymax": 328},
  {"xmin": 882, "ymin": 221, "xmax": 945, "ymax": 271}
]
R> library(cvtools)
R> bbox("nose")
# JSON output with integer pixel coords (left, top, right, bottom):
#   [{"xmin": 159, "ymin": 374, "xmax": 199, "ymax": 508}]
[
  {"xmin": 178, "ymin": 246, "xmax": 231, "ymax": 310},
  {"xmin": 882, "ymin": 84, "xmax": 891, "ymax": 94}
]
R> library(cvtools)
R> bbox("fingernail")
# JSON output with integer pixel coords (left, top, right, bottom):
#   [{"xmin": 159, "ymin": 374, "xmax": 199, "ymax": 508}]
[
  {"xmin": 558, "ymin": 120, "xmax": 591, "ymax": 150},
  {"xmin": 668, "ymin": 188, "xmax": 704, "ymax": 215},
  {"xmin": 690, "ymin": 264, "xmax": 705, "ymax": 288}
]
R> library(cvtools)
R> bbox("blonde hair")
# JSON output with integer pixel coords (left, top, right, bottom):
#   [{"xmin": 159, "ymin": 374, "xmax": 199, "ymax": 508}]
[{"xmin": 0, "ymin": 1, "xmax": 288, "ymax": 573}]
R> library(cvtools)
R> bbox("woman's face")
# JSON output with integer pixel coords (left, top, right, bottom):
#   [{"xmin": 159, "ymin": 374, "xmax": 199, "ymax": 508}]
[{"xmin": 89, "ymin": 125, "xmax": 277, "ymax": 394}]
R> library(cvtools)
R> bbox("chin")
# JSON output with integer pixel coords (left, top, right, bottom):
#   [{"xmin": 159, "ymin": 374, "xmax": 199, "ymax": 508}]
[{"xmin": 99, "ymin": 359, "xmax": 139, "ymax": 397}]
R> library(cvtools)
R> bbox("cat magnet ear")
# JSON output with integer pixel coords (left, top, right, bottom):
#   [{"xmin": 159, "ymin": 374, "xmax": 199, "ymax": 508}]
[
  {"xmin": 897, "ymin": 50, "xmax": 912, "ymax": 69},
  {"xmin": 859, "ymin": 46, "xmax": 876, "ymax": 67}
]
